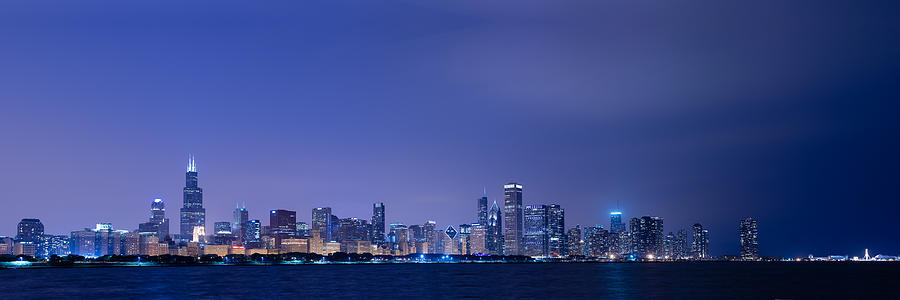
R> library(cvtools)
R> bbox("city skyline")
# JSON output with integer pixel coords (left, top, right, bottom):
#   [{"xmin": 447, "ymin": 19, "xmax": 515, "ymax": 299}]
[{"xmin": 2, "ymin": 1, "xmax": 899, "ymax": 259}]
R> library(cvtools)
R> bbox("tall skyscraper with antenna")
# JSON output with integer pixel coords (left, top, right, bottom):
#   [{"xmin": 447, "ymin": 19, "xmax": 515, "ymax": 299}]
[
  {"xmin": 477, "ymin": 188, "xmax": 488, "ymax": 225},
  {"xmin": 179, "ymin": 155, "xmax": 206, "ymax": 240}
]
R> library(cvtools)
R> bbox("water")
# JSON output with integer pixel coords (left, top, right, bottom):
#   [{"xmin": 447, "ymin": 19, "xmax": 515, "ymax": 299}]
[{"xmin": 2, "ymin": 262, "xmax": 898, "ymax": 298}]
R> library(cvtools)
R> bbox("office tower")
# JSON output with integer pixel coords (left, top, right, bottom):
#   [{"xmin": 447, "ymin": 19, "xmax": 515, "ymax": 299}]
[
  {"xmin": 372, "ymin": 203, "xmax": 385, "ymax": 245},
  {"xmin": 547, "ymin": 204, "xmax": 566, "ymax": 257},
  {"xmin": 423, "ymin": 221, "xmax": 437, "ymax": 253},
  {"xmin": 233, "ymin": 205, "xmax": 249, "ymax": 244},
  {"xmin": 0, "ymin": 237, "xmax": 13, "ymax": 255},
  {"xmin": 139, "ymin": 198, "xmax": 170, "ymax": 240},
  {"xmin": 740, "ymin": 217, "xmax": 759, "ymax": 260},
  {"xmin": 469, "ymin": 224, "xmax": 488, "ymax": 255},
  {"xmin": 692, "ymin": 223, "xmax": 709, "ymax": 259},
  {"xmin": 458, "ymin": 224, "xmax": 472, "ymax": 255},
  {"xmin": 503, "ymin": 183, "xmax": 524, "ymax": 255},
  {"xmin": 663, "ymin": 232, "xmax": 676, "ymax": 259},
  {"xmin": 443, "ymin": 225, "xmax": 459, "ymax": 255},
  {"xmin": 609, "ymin": 212, "xmax": 625, "ymax": 233},
  {"xmin": 433, "ymin": 229, "xmax": 446, "ymax": 254},
  {"xmin": 247, "ymin": 219, "xmax": 261, "ymax": 247},
  {"xmin": 40, "ymin": 235, "xmax": 70, "ymax": 257},
  {"xmin": 524, "ymin": 204, "xmax": 549, "ymax": 257},
  {"xmin": 409, "ymin": 225, "xmax": 425, "ymax": 243},
  {"xmin": 477, "ymin": 189, "xmax": 488, "ymax": 225},
  {"xmin": 629, "ymin": 216, "xmax": 664, "ymax": 258},
  {"xmin": 270, "ymin": 210, "xmax": 297, "ymax": 236},
  {"xmin": 587, "ymin": 228, "xmax": 610, "ymax": 257},
  {"xmin": 675, "ymin": 229, "xmax": 689, "ymax": 259},
  {"xmin": 179, "ymin": 156, "xmax": 206, "ymax": 240},
  {"xmin": 212, "ymin": 221, "xmax": 233, "ymax": 245},
  {"xmin": 567, "ymin": 225, "xmax": 583, "ymax": 256},
  {"xmin": 486, "ymin": 201, "xmax": 503, "ymax": 255},
  {"xmin": 312, "ymin": 207, "xmax": 332, "ymax": 241},
  {"xmin": 390, "ymin": 223, "xmax": 410, "ymax": 255},
  {"xmin": 336, "ymin": 218, "xmax": 369, "ymax": 242},
  {"xmin": 296, "ymin": 222, "xmax": 310, "ymax": 238},
  {"xmin": 16, "ymin": 219, "xmax": 44, "ymax": 242},
  {"xmin": 583, "ymin": 225, "xmax": 605, "ymax": 256}
]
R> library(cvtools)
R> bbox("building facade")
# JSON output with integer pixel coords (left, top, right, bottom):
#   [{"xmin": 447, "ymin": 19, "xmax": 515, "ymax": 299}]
[
  {"xmin": 524, "ymin": 204, "xmax": 549, "ymax": 257},
  {"xmin": 740, "ymin": 217, "xmax": 759, "ymax": 260},
  {"xmin": 502, "ymin": 183, "xmax": 524, "ymax": 255},
  {"xmin": 179, "ymin": 156, "xmax": 206, "ymax": 240}
]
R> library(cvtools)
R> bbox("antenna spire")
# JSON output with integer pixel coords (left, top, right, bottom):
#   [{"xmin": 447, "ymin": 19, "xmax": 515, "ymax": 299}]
[
  {"xmin": 187, "ymin": 155, "xmax": 197, "ymax": 172},
  {"xmin": 483, "ymin": 186, "xmax": 487, "ymax": 198}
]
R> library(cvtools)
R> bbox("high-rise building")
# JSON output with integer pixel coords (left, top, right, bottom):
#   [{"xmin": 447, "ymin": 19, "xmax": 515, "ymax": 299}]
[
  {"xmin": 247, "ymin": 219, "xmax": 261, "ymax": 247},
  {"xmin": 389, "ymin": 223, "xmax": 410, "ymax": 255},
  {"xmin": 586, "ymin": 228, "xmax": 610, "ymax": 257},
  {"xmin": 486, "ymin": 201, "xmax": 503, "ymax": 255},
  {"xmin": 40, "ymin": 235, "xmax": 70, "ymax": 257},
  {"xmin": 583, "ymin": 225, "xmax": 605, "ymax": 257},
  {"xmin": 676, "ymin": 229, "xmax": 689, "ymax": 259},
  {"xmin": 477, "ymin": 189, "xmax": 488, "ymax": 225},
  {"xmin": 443, "ymin": 225, "xmax": 459, "ymax": 255},
  {"xmin": 213, "ymin": 221, "xmax": 233, "ymax": 245},
  {"xmin": 139, "ymin": 198, "xmax": 170, "ymax": 240},
  {"xmin": 740, "ymin": 217, "xmax": 759, "ymax": 261},
  {"xmin": 423, "ymin": 221, "xmax": 437, "ymax": 254},
  {"xmin": 312, "ymin": 207, "xmax": 332, "ymax": 241},
  {"xmin": 524, "ymin": 204, "xmax": 549, "ymax": 257},
  {"xmin": 547, "ymin": 204, "xmax": 566, "ymax": 257},
  {"xmin": 270, "ymin": 210, "xmax": 297, "ymax": 235},
  {"xmin": 629, "ymin": 216, "xmax": 664, "ymax": 259},
  {"xmin": 372, "ymin": 203, "xmax": 385, "ymax": 245},
  {"xmin": 566, "ymin": 225, "xmax": 583, "ymax": 257},
  {"xmin": 16, "ymin": 219, "xmax": 44, "ymax": 242},
  {"xmin": 692, "ymin": 223, "xmax": 709, "ymax": 259},
  {"xmin": 296, "ymin": 222, "xmax": 310, "ymax": 238},
  {"xmin": 609, "ymin": 212, "xmax": 625, "ymax": 233},
  {"xmin": 469, "ymin": 224, "xmax": 488, "ymax": 255},
  {"xmin": 233, "ymin": 205, "xmax": 249, "ymax": 244},
  {"xmin": 502, "ymin": 183, "xmax": 524, "ymax": 255},
  {"xmin": 409, "ymin": 225, "xmax": 425, "ymax": 243},
  {"xmin": 179, "ymin": 156, "xmax": 206, "ymax": 240}
]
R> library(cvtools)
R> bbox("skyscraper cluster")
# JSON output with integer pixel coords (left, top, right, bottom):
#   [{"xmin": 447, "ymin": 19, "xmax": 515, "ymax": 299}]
[{"xmin": 0, "ymin": 157, "xmax": 760, "ymax": 261}]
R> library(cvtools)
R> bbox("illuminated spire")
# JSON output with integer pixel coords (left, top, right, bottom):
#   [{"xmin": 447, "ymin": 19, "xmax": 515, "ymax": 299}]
[
  {"xmin": 483, "ymin": 186, "xmax": 487, "ymax": 198},
  {"xmin": 187, "ymin": 155, "xmax": 197, "ymax": 172}
]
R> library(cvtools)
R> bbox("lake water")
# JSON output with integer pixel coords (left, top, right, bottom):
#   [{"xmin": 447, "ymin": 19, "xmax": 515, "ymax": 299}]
[{"xmin": 2, "ymin": 262, "xmax": 898, "ymax": 298}]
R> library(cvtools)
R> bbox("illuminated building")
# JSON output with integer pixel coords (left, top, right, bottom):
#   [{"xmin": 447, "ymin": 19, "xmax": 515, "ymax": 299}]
[
  {"xmin": 296, "ymin": 222, "xmax": 310, "ymax": 238},
  {"xmin": 312, "ymin": 207, "xmax": 332, "ymax": 241},
  {"xmin": 585, "ymin": 226, "xmax": 609, "ymax": 257},
  {"xmin": 409, "ymin": 224, "xmax": 425, "ymax": 245},
  {"xmin": 179, "ymin": 156, "xmax": 206, "ymax": 241},
  {"xmin": 524, "ymin": 204, "xmax": 549, "ymax": 257},
  {"xmin": 40, "ymin": 235, "xmax": 70, "ymax": 257},
  {"xmin": 0, "ymin": 237, "xmax": 13, "ymax": 255},
  {"xmin": 372, "ymin": 203, "xmax": 385, "ymax": 245},
  {"xmin": 443, "ymin": 225, "xmax": 460, "ymax": 255},
  {"xmin": 477, "ymin": 189, "xmax": 489, "ymax": 225},
  {"xmin": 423, "ymin": 221, "xmax": 437, "ymax": 253},
  {"xmin": 547, "ymin": 204, "xmax": 566, "ymax": 257},
  {"xmin": 16, "ymin": 218, "xmax": 44, "ymax": 243},
  {"xmin": 692, "ymin": 223, "xmax": 709, "ymax": 259},
  {"xmin": 323, "ymin": 242, "xmax": 340, "ymax": 255},
  {"xmin": 740, "ymin": 217, "xmax": 759, "ymax": 260},
  {"xmin": 469, "ymin": 224, "xmax": 488, "ymax": 255},
  {"xmin": 204, "ymin": 244, "xmax": 230, "ymax": 257},
  {"xmin": 629, "ymin": 216, "xmax": 664, "ymax": 259},
  {"xmin": 13, "ymin": 241, "xmax": 36, "ymax": 256},
  {"xmin": 246, "ymin": 220, "xmax": 261, "ymax": 248},
  {"xmin": 213, "ymin": 221, "xmax": 234, "ymax": 245},
  {"xmin": 609, "ymin": 212, "xmax": 625, "ymax": 233},
  {"xmin": 308, "ymin": 230, "xmax": 324, "ymax": 254},
  {"xmin": 270, "ymin": 209, "xmax": 297, "ymax": 248},
  {"xmin": 389, "ymin": 223, "xmax": 410, "ymax": 255},
  {"xmin": 281, "ymin": 238, "xmax": 310, "ymax": 253},
  {"xmin": 567, "ymin": 225, "xmax": 583, "ymax": 257},
  {"xmin": 340, "ymin": 240, "xmax": 371, "ymax": 254},
  {"xmin": 486, "ymin": 202, "xmax": 503, "ymax": 255},
  {"xmin": 503, "ymin": 183, "xmax": 524, "ymax": 255},
  {"xmin": 232, "ymin": 205, "xmax": 249, "ymax": 244}
]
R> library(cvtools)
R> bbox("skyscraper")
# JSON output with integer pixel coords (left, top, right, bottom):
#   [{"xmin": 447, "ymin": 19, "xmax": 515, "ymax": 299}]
[
  {"xmin": 270, "ymin": 209, "xmax": 297, "ymax": 247},
  {"xmin": 424, "ymin": 221, "xmax": 437, "ymax": 254},
  {"xmin": 477, "ymin": 189, "xmax": 488, "ymax": 225},
  {"xmin": 179, "ymin": 156, "xmax": 206, "ymax": 240},
  {"xmin": 567, "ymin": 225, "xmax": 583, "ymax": 257},
  {"xmin": 312, "ymin": 207, "xmax": 332, "ymax": 241},
  {"xmin": 524, "ymin": 204, "xmax": 549, "ymax": 257},
  {"xmin": 486, "ymin": 201, "xmax": 503, "ymax": 255},
  {"xmin": 547, "ymin": 204, "xmax": 566, "ymax": 257},
  {"xmin": 372, "ymin": 202, "xmax": 385, "ymax": 245},
  {"xmin": 503, "ymin": 183, "xmax": 524, "ymax": 255},
  {"xmin": 139, "ymin": 198, "xmax": 170, "ymax": 240},
  {"xmin": 740, "ymin": 217, "xmax": 759, "ymax": 261},
  {"xmin": 233, "ymin": 205, "xmax": 249, "ymax": 244},
  {"xmin": 16, "ymin": 219, "xmax": 44, "ymax": 242},
  {"xmin": 247, "ymin": 219, "xmax": 261, "ymax": 247},
  {"xmin": 609, "ymin": 212, "xmax": 625, "ymax": 233},
  {"xmin": 692, "ymin": 223, "xmax": 709, "ymax": 259},
  {"xmin": 629, "ymin": 216, "xmax": 664, "ymax": 259}
]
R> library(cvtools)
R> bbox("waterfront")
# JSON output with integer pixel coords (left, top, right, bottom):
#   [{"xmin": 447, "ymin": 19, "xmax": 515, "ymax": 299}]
[{"xmin": 2, "ymin": 262, "xmax": 898, "ymax": 298}]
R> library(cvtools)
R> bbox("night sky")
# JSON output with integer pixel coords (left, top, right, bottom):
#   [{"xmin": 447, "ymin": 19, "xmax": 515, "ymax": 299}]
[{"xmin": 1, "ymin": 1, "xmax": 898, "ymax": 257}]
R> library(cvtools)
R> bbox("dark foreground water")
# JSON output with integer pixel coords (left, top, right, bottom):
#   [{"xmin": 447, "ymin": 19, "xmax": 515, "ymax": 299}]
[{"xmin": 2, "ymin": 262, "xmax": 899, "ymax": 299}]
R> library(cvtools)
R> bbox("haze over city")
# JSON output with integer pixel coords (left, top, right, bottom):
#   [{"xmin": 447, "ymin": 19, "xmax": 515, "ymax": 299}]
[{"xmin": 2, "ymin": 0, "xmax": 899, "ymax": 258}]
